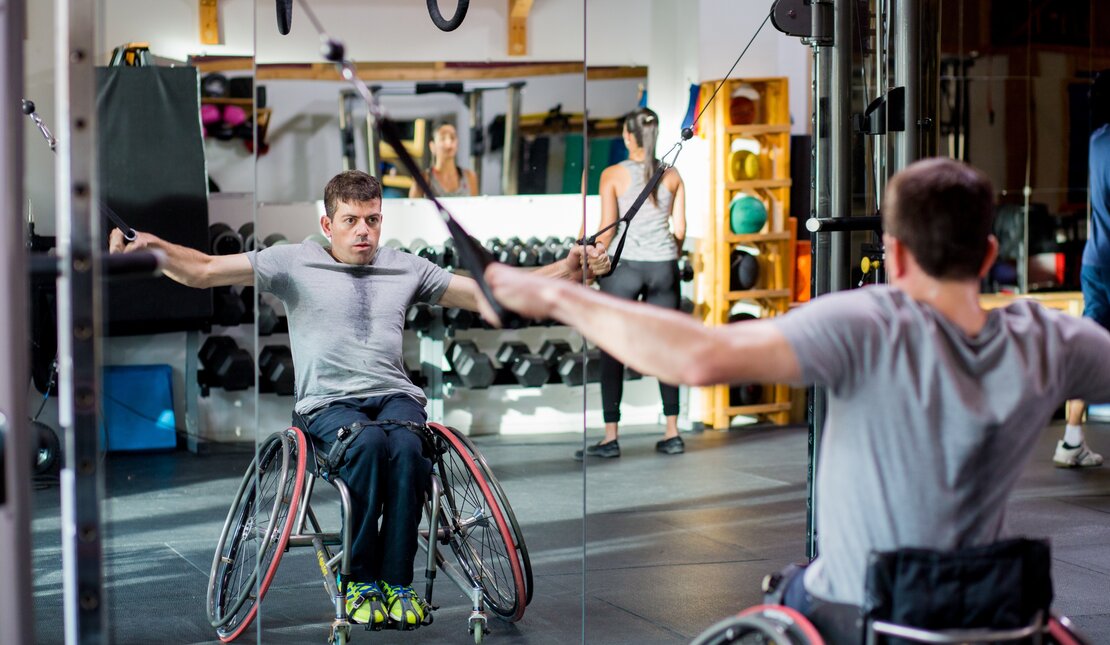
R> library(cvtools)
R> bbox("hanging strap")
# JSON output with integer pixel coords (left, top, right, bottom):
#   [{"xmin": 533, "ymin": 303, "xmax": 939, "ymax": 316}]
[{"xmin": 581, "ymin": 163, "xmax": 668, "ymax": 279}]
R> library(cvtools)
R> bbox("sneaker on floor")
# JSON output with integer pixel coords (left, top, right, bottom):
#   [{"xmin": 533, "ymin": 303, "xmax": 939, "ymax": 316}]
[
  {"xmin": 1053, "ymin": 440, "xmax": 1104, "ymax": 468},
  {"xmin": 380, "ymin": 582, "xmax": 430, "ymax": 627},
  {"xmin": 574, "ymin": 439, "xmax": 620, "ymax": 460},
  {"xmin": 655, "ymin": 435, "xmax": 685, "ymax": 455},
  {"xmin": 344, "ymin": 580, "xmax": 387, "ymax": 626}
]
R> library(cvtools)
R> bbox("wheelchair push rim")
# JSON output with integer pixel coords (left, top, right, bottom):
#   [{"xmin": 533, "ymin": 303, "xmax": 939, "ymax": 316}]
[
  {"xmin": 206, "ymin": 427, "xmax": 307, "ymax": 642},
  {"xmin": 428, "ymin": 422, "xmax": 528, "ymax": 622}
]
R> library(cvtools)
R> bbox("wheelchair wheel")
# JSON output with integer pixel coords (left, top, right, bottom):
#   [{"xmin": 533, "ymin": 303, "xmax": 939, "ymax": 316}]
[
  {"xmin": 437, "ymin": 424, "xmax": 534, "ymax": 607},
  {"xmin": 691, "ymin": 605, "xmax": 824, "ymax": 645},
  {"xmin": 428, "ymin": 422, "xmax": 527, "ymax": 622},
  {"xmin": 206, "ymin": 427, "xmax": 307, "ymax": 642}
]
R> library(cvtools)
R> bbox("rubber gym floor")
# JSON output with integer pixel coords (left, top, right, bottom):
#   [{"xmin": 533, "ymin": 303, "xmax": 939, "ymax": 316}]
[{"xmin": 30, "ymin": 421, "xmax": 1110, "ymax": 644}]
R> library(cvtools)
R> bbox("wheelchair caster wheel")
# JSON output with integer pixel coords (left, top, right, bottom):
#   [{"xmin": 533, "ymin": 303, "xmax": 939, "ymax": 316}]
[{"xmin": 469, "ymin": 616, "xmax": 488, "ymax": 644}]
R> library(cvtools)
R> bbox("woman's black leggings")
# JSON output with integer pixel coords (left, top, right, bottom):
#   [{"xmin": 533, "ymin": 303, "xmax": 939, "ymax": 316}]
[{"xmin": 597, "ymin": 259, "xmax": 681, "ymax": 423}]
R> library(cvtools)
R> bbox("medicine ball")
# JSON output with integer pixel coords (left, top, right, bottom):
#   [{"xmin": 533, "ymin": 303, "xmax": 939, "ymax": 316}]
[
  {"xmin": 729, "ymin": 194, "xmax": 768, "ymax": 235},
  {"xmin": 731, "ymin": 250, "xmax": 760, "ymax": 291}
]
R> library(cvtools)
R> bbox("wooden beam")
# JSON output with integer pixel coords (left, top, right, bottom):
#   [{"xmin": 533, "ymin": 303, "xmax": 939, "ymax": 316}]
[
  {"xmin": 199, "ymin": 0, "xmax": 220, "ymax": 45},
  {"xmin": 255, "ymin": 61, "xmax": 587, "ymax": 81},
  {"xmin": 508, "ymin": 0, "xmax": 533, "ymax": 56}
]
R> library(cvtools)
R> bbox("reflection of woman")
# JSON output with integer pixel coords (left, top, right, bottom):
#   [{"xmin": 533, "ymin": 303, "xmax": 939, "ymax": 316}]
[
  {"xmin": 577, "ymin": 107, "xmax": 687, "ymax": 460},
  {"xmin": 409, "ymin": 122, "xmax": 479, "ymax": 198}
]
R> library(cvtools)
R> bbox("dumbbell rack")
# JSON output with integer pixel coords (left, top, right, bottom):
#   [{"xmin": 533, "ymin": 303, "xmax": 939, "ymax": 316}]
[{"xmin": 699, "ymin": 77, "xmax": 796, "ymax": 429}]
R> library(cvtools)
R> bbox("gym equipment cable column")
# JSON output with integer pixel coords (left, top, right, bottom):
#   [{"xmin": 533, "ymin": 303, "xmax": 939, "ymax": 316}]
[
  {"xmin": 0, "ymin": 0, "xmax": 33, "ymax": 643},
  {"xmin": 57, "ymin": 0, "xmax": 106, "ymax": 640}
]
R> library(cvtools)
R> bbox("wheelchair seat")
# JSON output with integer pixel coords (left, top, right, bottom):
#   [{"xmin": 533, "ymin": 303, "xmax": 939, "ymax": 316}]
[{"xmin": 863, "ymin": 537, "xmax": 1053, "ymax": 644}]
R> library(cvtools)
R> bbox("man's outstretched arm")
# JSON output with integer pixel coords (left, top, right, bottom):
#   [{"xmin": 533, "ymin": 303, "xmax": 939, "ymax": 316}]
[
  {"xmin": 485, "ymin": 264, "xmax": 802, "ymax": 386},
  {"xmin": 110, "ymin": 228, "xmax": 253, "ymax": 288},
  {"xmin": 439, "ymin": 242, "xmax": 610, "ymax": 317}
]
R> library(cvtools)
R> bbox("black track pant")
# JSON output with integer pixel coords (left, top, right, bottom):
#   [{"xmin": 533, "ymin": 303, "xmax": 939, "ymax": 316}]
[
  {"xmin": 597, "ymin": 259, "xmax": 681, "ymax": 423},
  {"xmin": 305, "ymin": 393, "xmax": 430, "ymax": 585}
]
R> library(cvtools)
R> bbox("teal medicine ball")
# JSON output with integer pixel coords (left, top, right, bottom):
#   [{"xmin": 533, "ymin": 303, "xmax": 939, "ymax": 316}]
[{"xmin": 729, "ymin": 194, "xmax": 768, "ymax": 234}]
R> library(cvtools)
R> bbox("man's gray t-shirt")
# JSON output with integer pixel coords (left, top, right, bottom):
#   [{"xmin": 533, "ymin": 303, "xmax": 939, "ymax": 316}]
[
  {"xmin": 247, "ymin": 242, "xmax": 452, "ymax": 415},
  {"xmin": 773, "ymin": 286, "xmax": 1110, "ymax": 606}
]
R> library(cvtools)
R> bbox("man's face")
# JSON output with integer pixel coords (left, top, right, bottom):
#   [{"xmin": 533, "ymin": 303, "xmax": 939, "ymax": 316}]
[{"xmin": 321, "ymin": 198, "xmax": 383, "ymax": 265}]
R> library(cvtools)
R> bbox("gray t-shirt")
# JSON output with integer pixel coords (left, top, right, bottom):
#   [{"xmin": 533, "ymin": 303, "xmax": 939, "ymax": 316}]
[
  {"xmin": 773, "ymin": 286, "xmax": 1110, "ymax": 606},
  {"xmin": 247, "ymin": 242, "xmax": 452, "ymax": 415}
]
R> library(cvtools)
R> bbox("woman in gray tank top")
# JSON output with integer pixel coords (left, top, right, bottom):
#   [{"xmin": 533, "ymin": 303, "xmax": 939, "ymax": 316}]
[
  {"xmin": 575, "ymin": 107, "xmax": 688, "ymax": 460},
  {"xmin": 409, "ymin": 122, "xmax": 478, "ymax": 198}
]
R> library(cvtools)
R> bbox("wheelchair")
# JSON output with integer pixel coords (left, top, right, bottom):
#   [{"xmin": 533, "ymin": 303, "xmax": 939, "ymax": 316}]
[
  {"xmin": 691, "ymin": 539, "xmax": 1091, "ymax": 645},
  {"xmin": 204, "ymin": 421, "xmax": 534, "ymax": 644}
]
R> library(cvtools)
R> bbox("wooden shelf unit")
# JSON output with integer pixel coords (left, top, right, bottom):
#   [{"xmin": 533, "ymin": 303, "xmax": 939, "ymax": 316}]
[{"xmin": 697, "ymin": 77, "xmax": 796, "ymax": 429}]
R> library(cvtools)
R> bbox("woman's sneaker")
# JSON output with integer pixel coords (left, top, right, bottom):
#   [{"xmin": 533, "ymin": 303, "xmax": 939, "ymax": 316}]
[
  {"xmin": 344, "ymin": 580, "xmax": 387, "ymax": 626},
  {"xmin": 380, "ymin": 582, "xmax": 431, "ymax": 627},
  {"xmin": 1053, "ymin": 441, "xmax": 1104, "ymax": 468}
]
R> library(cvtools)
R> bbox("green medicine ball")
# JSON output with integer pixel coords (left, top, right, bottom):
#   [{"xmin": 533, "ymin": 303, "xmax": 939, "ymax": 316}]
[{"xmin": 729, "ymin": 194, "xmax": 768, "ymax": 234}]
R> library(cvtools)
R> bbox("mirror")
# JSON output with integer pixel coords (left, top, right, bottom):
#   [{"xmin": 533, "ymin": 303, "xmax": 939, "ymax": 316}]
[
  {"xmin": 24, "ymin": 0, "xmax": 258, "ymax": 643},
  {"xmin": 249, "ymin": 0, "xmax": 586, "ymax": 642}
]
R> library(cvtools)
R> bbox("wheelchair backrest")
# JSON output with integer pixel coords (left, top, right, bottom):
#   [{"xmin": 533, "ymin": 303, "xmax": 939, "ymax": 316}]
[{"xmin": 863, "ymin": 538, "xmax": 1052, "ymax": 632}]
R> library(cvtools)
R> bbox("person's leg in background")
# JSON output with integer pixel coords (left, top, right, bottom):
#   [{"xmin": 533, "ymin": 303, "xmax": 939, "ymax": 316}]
[
  {"xmin": 578, "ymin": 262, "xmax": 645, "ymax": 459},
  {"xmin": 306, "ymin": 399, "xmax": 390, "ymax": 624},
  {"xmin": 643, "ymin": 260, "xmax": 683, "ymax": 454},
  {"xmin": 1057, "ymin": 265, "xmax": 1107, "ymax": 467},
  {"xmin": 372, "ymin": 393, "xmax": 433, "ymax": 625}
]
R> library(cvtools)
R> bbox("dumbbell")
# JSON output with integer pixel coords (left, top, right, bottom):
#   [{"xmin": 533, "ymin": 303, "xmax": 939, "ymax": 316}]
[
  {"xmin": 729, "ymin": 312, "xmax": 757, "ymax": 323},
  {"xmin": 384, "ymin": 239, "xmax": 410, "ymax": 253},
  {"xmin": 444, "ymin": 307, "xmax": 476, "ymax": 332},
  {"xmin": 414, "ymin": 243, "xmax": 443, "ymax": 267},
  {"xmin": 495, "ymin": 341, "xmax": 550, "ymax": 388},
  {"xmin": 263, "ymin": 233, "xmax": 289, "ymax": 247},
  {"xmin": 539, "ymin": 339, "xmax": 572, "ymax": 373},
  {"xmin": 680, "ymin": 296, "xmax": 695, "ymax": 314},
  {"xmin": 729, "ymin": 383, "xmax": 764, "ymax": 407},
  {"xmin": 239, "ymin": 222, "xmax": 259, "ymax": 252},
  {"xmin": 678, "ymin": 254, "xmax": 695, "ymax": 282},
  {"xmin": 731, "ymin": 249, "xmax": 760, "ymax": 291},
  {"xmin": 486, "ymin": 237, "xmax": 506, "ymax": 257},
  {"xmin": 405, "ymin": 303, "xmax": 440, "ymax": 333},
  {"xmin": 498, "ymin": 240, "xmax": 521, "ymax": 266},
  {"xmin": 442, "ymin": 238, "xmax": 458, "ymax": 269},
  {"xmin": 259, "ymin": 344, "xmax": 295, "ymax": 396},
  {"xmin": 209, "ymin": 223, "xmax": 243, "ymax": 255},
  {"xmin": 240, "ymin": 287, "xmax": 288, "ymax": 335},
  {"xmin": 212, "ymin": 286, "xmax": 247, "ymax": 327},
  {"xmin": 515, "ymin": 242, "xmax": 539, "ymax": 267},
  {"xmin": 446, "ymin": 340, "xmax": 496, "ymax": 389},
  {"xmin": 557, "ymin": 348, "xmax": 602, "ymax": 386},
  {"xmin": 199, "ymin": 335, "xmax": 254, "ymax": 392},
  {"xmin": 304, "ymin": 233, "xmax": 329, "ymax": 247}
]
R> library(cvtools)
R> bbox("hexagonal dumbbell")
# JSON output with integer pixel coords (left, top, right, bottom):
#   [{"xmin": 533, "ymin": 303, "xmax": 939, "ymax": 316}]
[
  {"xmin": 495, "ymin": 341, "xmax": 550, "ymax": 388},
  {"xmin": 446, "ymin": 340, "xmax": 496, "ymax": 389}
]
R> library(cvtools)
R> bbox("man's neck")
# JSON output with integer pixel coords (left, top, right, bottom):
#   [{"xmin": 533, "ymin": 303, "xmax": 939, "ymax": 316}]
[{"xmin": 899, "ymin": 275, "xmax": 988, "ymax": 337}]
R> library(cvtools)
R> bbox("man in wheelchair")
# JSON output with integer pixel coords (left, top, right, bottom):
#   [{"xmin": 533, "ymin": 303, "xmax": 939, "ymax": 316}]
[
  {"xmin": 485, "ymin": 158, "xmax": 1110, "ymax": 641},
  {"xmin": 111, "ymin": 170, "xmax": 610, "ymax": 629}
]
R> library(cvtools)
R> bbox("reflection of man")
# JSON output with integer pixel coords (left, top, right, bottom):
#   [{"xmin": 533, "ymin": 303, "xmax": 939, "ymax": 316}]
[
  {"xmin": 1057, "ymin": 72, "xmax": 1110, "ymax": 468},
  {"xmin": 111, "ymin": 170, "xmax": 609, "ymax": 627},
  {"xmin": 486, "ymin": 158, "xmax": 1110, "ymax": 628}
]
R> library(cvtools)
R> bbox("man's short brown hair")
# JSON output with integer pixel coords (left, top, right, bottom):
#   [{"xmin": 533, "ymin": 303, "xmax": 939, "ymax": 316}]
[
  {"xmin": 883, "ymin": 158, "xmax": 995, "ymax": 280},
  {"xmin": 323, "ymin": 170, "xmax": 382, "ymax": 219}
]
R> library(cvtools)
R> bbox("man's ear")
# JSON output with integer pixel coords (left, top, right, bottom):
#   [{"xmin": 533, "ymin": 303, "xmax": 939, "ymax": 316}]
[
  {"xmin": 883, "ymin": 233, "xmax": 906, "ymax": 279},
  {"xmin": 320, "ymin": 215, "xmax": 333, "ymax": 238},
  {"xmin": 978, "ymin": 235, "xmax": 999, "ymax": 279}
]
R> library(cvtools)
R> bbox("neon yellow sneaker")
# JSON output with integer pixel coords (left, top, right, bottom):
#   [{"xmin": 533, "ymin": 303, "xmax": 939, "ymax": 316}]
[
  {"xmin": 380, "ymin": 582, "xmax": 430, "ymax": 627},
  {"xmin": 344, "ymin": 580, "xmax": 386, "ymax": 626}
]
